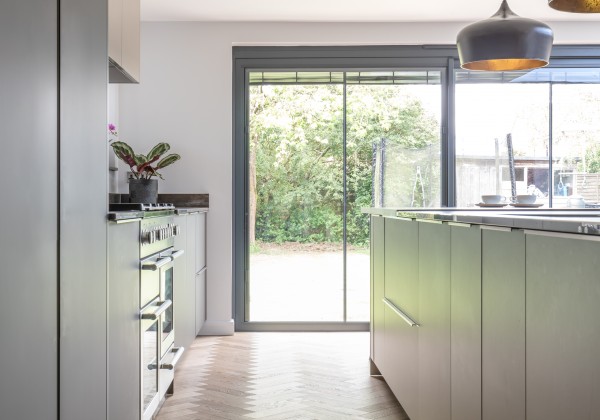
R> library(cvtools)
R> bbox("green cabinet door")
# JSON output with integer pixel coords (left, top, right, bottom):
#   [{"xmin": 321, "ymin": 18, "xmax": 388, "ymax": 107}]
[
  {"xmin": 481, "ymin": 228, "xmax": 525, "ymax": 420},
  {"xmin": 418, "ymin": 221, "xmax": 451, "ymax": 420},
  {"xmin": 526, "ymin": 232, "xmax": 600, "ymax": 420},
  {"xmin": 450, "ymin": 223, "xmax": 482, "ymax": 420},
  {"xmin": 370, "ymin": 215, "xmax": 385, "ymax": 369},
  {"xmin": 382, "ymin": 217, "xmax": 419, "ymax": 419},
  {"xmin": 384, "ymin": 218, "xmax": 419, "ymax": 317}
]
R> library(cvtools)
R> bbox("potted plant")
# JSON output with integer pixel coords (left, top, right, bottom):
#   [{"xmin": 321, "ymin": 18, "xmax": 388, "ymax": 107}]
[{"xmin": 110, "ymin": 136, "xmax": 181, "ymax": 204}]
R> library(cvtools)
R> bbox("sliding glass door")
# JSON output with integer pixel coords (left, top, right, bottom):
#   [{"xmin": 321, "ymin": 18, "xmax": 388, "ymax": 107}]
[{"xmin": 245, "ymin": 70, "xmax": 442, "ymax": 327}]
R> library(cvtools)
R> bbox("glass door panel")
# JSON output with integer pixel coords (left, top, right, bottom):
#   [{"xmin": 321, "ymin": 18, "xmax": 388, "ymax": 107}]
[
  {"xmin": 248, "ymin": 82, "xmax": 344, "ymax": 322},
  {"xmin": 246, "ymin": 70, "xmax": 443, "ymax": 325},
  {"xmin": 345, "ymin": 71, "xmax": 442, "ymax": 321}
]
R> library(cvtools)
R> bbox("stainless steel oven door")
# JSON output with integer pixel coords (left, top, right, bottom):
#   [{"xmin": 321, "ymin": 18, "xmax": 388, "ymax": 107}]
[
  {"xmin": 140, "ymin": 298, "xmax": 171, "ymax": 420},
  {"xmin": 159, "ymin": 249, "xmax": 184, "ymax": 358}
]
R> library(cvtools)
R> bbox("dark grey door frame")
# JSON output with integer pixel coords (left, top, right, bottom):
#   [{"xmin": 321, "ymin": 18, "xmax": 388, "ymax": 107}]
[{"xmin": 233, "ymin": 45, "xmax": 458, "ymax": 331}]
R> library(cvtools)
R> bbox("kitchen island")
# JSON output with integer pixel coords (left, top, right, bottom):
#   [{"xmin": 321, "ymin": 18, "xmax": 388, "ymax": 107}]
[{"xmin": 365, "ymin": 208, "xmax": 600, "ymax": 420}]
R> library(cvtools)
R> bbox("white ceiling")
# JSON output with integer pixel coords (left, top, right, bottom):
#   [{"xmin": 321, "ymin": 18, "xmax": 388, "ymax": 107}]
[{"xmin": 141, "ymin": 0, "xmax": 600, "ymax": 22}]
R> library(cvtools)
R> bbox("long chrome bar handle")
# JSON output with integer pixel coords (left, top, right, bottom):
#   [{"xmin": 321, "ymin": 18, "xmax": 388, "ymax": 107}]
[
  {"xmin": 141, "ymin": 257, "xmax": 172, "ymax": 271},
  {"xmin": 383, "ymin": 298, "xmax": 420, "ymax": 327},
  {"xmin": 160, "ymin": 347, "xmax": 185, "ymax": 370},
  {"xmin": 141, "ymin": 300, "xmax": 172, "ymax": 320}
]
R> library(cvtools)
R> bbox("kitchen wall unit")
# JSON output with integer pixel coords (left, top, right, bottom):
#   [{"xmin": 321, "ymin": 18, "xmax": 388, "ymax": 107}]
[
  {"xmin": 370, "ymin": 214, "xmax": 599, "ymax": 420},
  {"xmin": 109, "ymin": 0, "xmax": 140, "ymax": 83},
  {"xmin": 108, "ymin": 219, "xmax": 141, "ymax": 420}
]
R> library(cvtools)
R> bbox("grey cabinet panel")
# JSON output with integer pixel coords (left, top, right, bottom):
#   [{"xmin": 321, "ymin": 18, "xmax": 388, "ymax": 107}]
[
  {"xmin": 121, "ymin": 0, "xmax": 140, "ymax": 81},
  {"xmin": 418, "ymin": 221, "xmax": 451, "ymax": 420},
  {"xmin": 371, "ymin": 216, "xmax": 385, "ymax": 367},
  {"xmin": 108, "ymin": 221, "xmax": 141, "ymax": 420},
  {"xmin": 0, "ymin": 1, "xmax": 58, "ymax": 418},
  {"xmin": 383, "ymin": 303, "xmax": 419, "ymax": 419},
  {"xmin": 59, "ymin": 0, "xmax": 108, "ymax": 418},
  {"xmin": 384, "ymin": 218, "xmax": 419, "ymax": 318},
  {"xmin": 450, "ymin": 225, "xmax": 482, "ymax": 420},
  {"xmin": 196, "ymin": 270, "xmax": 207, "ymax": 334},
  {"xmin": 526, "ymin": 233, "xmax": 600, "ymax": 420},
  {"xmin": 174, "ymin": 215, "xmax": 195, "ymax": 350},
  {"xmin": 197, "ymin": 213, "xmax": 207, "ymax": 273},
  {"xmin": 481, "ymin": 229, "xmax": 525, "ymax": 420}
]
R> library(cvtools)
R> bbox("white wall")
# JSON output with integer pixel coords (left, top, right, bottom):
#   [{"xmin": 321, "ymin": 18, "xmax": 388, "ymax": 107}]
[{"xmin": 118, "ymin": 21, "xmax": 600, "ymax": 334}]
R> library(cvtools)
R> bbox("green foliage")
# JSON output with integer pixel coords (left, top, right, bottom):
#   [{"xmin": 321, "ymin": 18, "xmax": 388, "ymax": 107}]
[
  {"xmin": 584, "ymin": 144, "xmax": 600, "ymax": 173},
  {"xmin": 250, "ymin": 83, "xmax": 440, "ymax": 246},
  {"xmin": 111, "ymin": 140, "xmax": 180, "ymax": 180}
]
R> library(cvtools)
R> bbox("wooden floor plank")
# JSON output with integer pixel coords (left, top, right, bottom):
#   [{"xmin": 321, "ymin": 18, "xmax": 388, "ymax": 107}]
[{"xmin": 156, "ymin": 332, "xmax": 407, "ymax": 419}]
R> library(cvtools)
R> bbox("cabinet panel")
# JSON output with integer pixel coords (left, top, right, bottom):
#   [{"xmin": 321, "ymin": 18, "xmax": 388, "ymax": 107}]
[
  {"xmin": 526, "ymin": 233, "xmax": 600, "ymax": 420},
  {"xmin": 108, "ymin": 221, "xmax": 140, "ymax": 420},
  {"xmin": 383, "ymin": 303, "xmax": 419, "ymax": 419},
  {"xmin": 196, "ymin": 270, "xmax": 207, "ymax": 335},
  {"xmin": 481, "ymin": 229, "xmax": 525, "ymax": 420},
  {"xmin": 108, "ymin": 0, "xmax": 121, "ymax": 63},
  {"xmin": 418, "ymin": 221, "xmax": 451, "ymax": 420},
  {"xmin": 197, "ymin": 212, "xmax": 206, "ymax": 273},
  {"xmin": 120, "ymin": 0, "xmax": 140, "ymax": 81},
  {"xmin": 371, "ymin": 216, "xmax": 385, "ymax": 367},
  {"xmin": 450, "ymin": 224, "xmax": 482, "ymax": 420},
  {"xmin": 174, "ymin": 215, "xmax": 195, "ymax": 350},
  {"xmin": 384, "ymin": 218, "xmax": 419, "ymax": 318}
]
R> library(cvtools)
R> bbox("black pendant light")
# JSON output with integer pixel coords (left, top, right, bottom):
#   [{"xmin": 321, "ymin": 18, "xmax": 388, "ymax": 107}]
[
  {"xmin": 549, "ymin": 0, "xmax": 600, "ymax": 13},
  {"xmin": 457, "ymin": 1, "xmax": 554, "ymax": 71}
]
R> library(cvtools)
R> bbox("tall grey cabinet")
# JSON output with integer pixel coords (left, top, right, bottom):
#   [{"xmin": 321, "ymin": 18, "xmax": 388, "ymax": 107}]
[{"xmin": 0, "ymin": 1, "xmax": 59, "ymax": 418}]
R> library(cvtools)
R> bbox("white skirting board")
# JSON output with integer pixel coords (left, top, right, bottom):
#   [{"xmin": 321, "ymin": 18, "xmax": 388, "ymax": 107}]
[{"xmin": 197, "ymin": 319, "xmax": 235, "ymax": 336}]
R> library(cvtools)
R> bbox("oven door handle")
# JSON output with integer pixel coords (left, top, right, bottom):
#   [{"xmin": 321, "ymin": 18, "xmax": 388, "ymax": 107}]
[
  {"xmin": 141, "ymin": 257, "xmax": 172, "ymax": 271},
  {"xmin": 169, "ymin": 249, "xmax": 184, "ymax": 260},
  {"xmin": 140, "ymin": 299, "xmax": 172, "ymax": 320},
  {"xmin": 160, "ymin": 347, "xmax": 185, "ymax": 370}
]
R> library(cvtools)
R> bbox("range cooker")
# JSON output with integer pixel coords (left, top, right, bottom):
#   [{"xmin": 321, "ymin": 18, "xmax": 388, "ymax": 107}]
[{"xmin": 111, "ymin": 203, "xmax": 185, "ymax": 419}]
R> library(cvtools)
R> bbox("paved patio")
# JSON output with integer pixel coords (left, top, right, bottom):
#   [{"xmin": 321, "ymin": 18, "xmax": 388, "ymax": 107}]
[{"xmin": 249, "ymin": 244, "xmax": 370, "ymax": 322}]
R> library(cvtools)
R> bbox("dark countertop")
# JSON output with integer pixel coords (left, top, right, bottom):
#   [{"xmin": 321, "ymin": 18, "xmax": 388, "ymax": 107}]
[
  {"xmin": 174, "ymin": 207, "xmax": 208, "ymax": 215},
  {"xmin": 108, "ymin": 206, "xmax": 209, "ymax": 221},
  {"xmin": 362, "ymin": 207, "xmax": 600, "ymax": 236}
]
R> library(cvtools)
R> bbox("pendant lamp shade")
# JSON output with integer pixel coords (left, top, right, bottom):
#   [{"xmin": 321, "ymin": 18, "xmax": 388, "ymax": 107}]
[
  {"xmin": 457, "ymin": 1, "xmax": 554, "ymax": 71},
  {"xmin": 549, "ymin": 0, "xmax": 600, "ymax": 13}
]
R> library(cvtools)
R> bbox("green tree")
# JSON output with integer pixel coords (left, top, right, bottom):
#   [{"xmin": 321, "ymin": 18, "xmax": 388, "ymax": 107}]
[{"xmin": 249, "ymin": 83, "xmax": 440, "ymax": 246}]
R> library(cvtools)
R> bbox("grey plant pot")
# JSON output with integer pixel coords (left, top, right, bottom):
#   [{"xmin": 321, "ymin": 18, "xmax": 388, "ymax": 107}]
[{"xmin": 129, "ymin": 178, "xmax": 158, "ymax": 203}]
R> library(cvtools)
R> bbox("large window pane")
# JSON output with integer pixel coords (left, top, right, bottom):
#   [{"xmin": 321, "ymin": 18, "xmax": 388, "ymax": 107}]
[
  {"xmin": 552, "ymin": 83, "xmax": 600, "ymax": 208},
  {"xmin": 455, "ymin": 72, "xmax": 550, "ymax": 207}
]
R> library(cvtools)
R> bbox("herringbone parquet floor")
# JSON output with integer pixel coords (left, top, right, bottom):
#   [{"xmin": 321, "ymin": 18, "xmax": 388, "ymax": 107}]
[{"xmin": 156, "ymin": 332, "xmax": 408, "ymax": 420}]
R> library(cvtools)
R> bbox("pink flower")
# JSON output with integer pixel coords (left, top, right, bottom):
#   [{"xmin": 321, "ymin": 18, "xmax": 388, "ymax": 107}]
[{"xmin": 108, "ymin": 123, "xmax": 116, "ymax": 131}]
